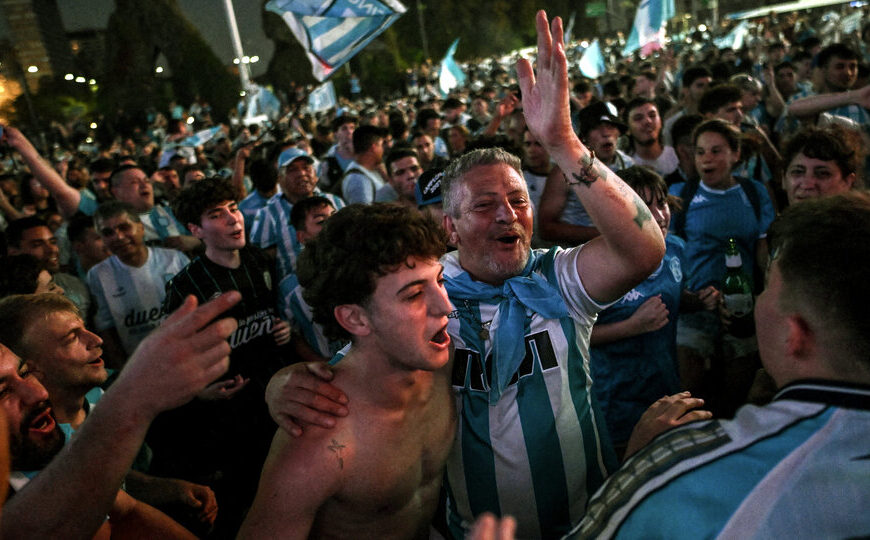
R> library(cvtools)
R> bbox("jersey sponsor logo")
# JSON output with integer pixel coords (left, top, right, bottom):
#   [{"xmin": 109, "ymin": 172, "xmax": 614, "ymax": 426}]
[
  {"xmin": 621, "ymin": 289, "xmax": 645, "ymax": 303},
  {"xmin": 124, "ymin": 306, "xmax": 167, "ymax": 328},
  {"xmin": 228, "ymin": 310, "xmax": 275, "ymax": 349},
  {"xmin": 452, "ymin": 331, "xmax": 559, "ymax": 392},
  {"xmin": 669, "ymin": 256, "xmax": 682, "ymax": 283}
]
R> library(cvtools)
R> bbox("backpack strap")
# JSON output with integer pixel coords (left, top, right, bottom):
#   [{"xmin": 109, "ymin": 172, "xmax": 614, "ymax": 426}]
[{"xmin": 673, "ymin": 180, "xmax": 699, "ymax": 239}]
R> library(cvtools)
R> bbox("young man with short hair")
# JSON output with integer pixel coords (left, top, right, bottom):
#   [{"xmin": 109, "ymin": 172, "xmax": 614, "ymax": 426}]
[
  {"xmin": 0, "ymin": 293, "xmax": 219, "ymax": 533},
  {"xmin": 624, "ymin": 97, "xmax": 679, "ymax": 176},
  {"xmin": 240, "ymin": 204, "xmax": 455, "ymax": 538},
  {"xmin": 278, "ymin": 196, "xmax": 341, "ymax": 361},
  {"xmin": 377, "ymin": 147, "xmax": 423, "ymax": 206},
  {"xmin": 87, "ymin": 201, "xmax": 190, "ymax": 365},
  {"xmin": 341, "ymin": 125, "xmax": 389, "ymax": 204},
  {"xmin": 157, "ymin": 176, "xmax": 292, "ymax": 536},
  {"xmin": 0, "ymin": 290, "xmax": 241, "ymax": 539}
]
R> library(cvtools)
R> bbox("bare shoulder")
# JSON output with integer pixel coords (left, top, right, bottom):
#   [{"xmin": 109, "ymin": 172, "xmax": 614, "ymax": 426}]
[
  {"xmin": 262, "ymin": 425, "xmax": 355, "ymax": 492},
  {"xmin": 240, "ymin": 426, "xmax": 356, "ymax": 539}
]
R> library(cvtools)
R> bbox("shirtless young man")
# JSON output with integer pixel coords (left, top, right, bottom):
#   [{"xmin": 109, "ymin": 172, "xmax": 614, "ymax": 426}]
[{"xmin": 239, "ymin": 203, "xmax": 455, "ymax": 539}]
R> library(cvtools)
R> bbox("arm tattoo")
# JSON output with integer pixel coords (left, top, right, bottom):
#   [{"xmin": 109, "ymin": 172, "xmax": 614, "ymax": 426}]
[
  {"xmin": 328, "ymin": 439, "xmax": 346, "ymax": 469},
  {"xmin": 632, "ymin": 198, "xmax": 653, "ymax": 230},
  {"xmin": 568, "ymin": 160, "xmax": 609, "ymax": 187}
]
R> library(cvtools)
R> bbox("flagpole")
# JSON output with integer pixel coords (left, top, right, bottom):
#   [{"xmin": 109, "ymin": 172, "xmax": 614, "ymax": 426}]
[
  {"xmin": 416, "ymin": 0, "xmax": 430, "ymax": 59},
  {"xmin": 223, "ymin": 0, "xmax": 251, "ymax": 90}
]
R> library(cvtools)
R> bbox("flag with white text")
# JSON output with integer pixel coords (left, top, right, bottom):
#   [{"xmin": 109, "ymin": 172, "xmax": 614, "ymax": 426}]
[{"xmin": 266, "ymin": 0, "xmax": 406, "ymax": 81}]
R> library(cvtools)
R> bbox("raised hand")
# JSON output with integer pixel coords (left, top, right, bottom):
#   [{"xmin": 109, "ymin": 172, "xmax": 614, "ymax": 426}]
[
  {"xmin": 516, "ymin": 11, "xmax": 578, "ymax": 156},
  {"xmin": 113, "ymin": 292, "xmax": 241, "ymax": 419}
]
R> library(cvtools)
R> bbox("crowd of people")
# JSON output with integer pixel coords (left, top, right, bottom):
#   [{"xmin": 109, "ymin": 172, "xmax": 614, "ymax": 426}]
[{"xmin": 0, "ymin": 5, "xmax": 868, "ymax": 539}]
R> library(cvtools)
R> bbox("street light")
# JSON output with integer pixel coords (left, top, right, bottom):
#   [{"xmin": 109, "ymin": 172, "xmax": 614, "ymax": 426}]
[
  {"xmin": 75, "ymin": 76, "xmax": 86, "ymax": 83},
  {"xmin": 64, "ymin": 73, "xmax": 74, "ymax": 80},
  {"xmin": 27, "ymin": 66, "xmax": 38, "ymax": 73},
  {"xmin": 155, "ymin": 66, "xmax": 164, "ymax": 73}
]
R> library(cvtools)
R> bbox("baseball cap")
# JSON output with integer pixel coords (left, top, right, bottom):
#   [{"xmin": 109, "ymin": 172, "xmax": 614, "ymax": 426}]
[
  {"xmin": 277, "ymin": 147, "xmax": 314, "ymax": 169},
  {"xmin": 415, "ymin": 168, "xmax": 444, "ymax": 207},
  {"xmin": 577, "ymin": 101, "xmax": 627, "ymax": 137}
]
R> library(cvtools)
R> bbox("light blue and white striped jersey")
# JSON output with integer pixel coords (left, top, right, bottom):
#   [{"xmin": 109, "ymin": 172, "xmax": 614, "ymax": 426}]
[
  {"xmin": 139, "ymin": 204, "xmax": 190, "ymax": 243},
  {"xmin": 87, "ymin": 247, "xmax": 189, "ymax": 355},
  {"xmin": 277, "ymin": 273, "xmax": 346, "ymax": 359},
  {"xmin": 571, "ymin": 381, "xmax": 870, "ymax": 539},
  {"xmin": 238, "ymin": 190, "xmax": 272, "ymax": 238},
  {"xmin": 248, "ymin": 192, "xmax": 345, "ymax": 280},
  {"xmin": 442, "ymin": 247, "xmax": 618, "ymax": 539}
]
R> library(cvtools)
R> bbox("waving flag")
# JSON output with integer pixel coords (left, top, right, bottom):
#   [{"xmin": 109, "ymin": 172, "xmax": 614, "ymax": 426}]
[
  {"xmin": 308, "ymin": 81, "xmax": 338, "ymax": 112},
  {"xmin": 622, "ymin": 0, "xmax": 675, "ymax": 56},
  {"xmin": 714, "ymin": 20, "xmax": 750, "ymax": 50},
  {"xmin": 438, "ymin": 38, "xmax": 466, "ymax": 97},
  {"xmin": 266, "ymin": 0, "xmax": 406, "ymax": 82},
  {"xmin": 578, "ymin": 40, "xmax": 606, "ymax": 79},
  {"xmin": 178, "ymin": 126, "xmax": 223, "ymax": 147},
  {"xmin": 244, "ymin": 84, "xmax": 282, "ymax": 124}
]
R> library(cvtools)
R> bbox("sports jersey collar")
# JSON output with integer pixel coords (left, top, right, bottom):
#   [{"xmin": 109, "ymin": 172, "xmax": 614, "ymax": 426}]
[{"xmin": 774, "ymin": 379, "xmax": 870, "ymax": 410}]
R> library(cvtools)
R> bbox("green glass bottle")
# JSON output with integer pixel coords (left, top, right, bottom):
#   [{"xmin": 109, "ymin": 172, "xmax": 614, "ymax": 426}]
[{"xmin": 722, "ymin": 238, "xmax": 755, "ymax": 338}]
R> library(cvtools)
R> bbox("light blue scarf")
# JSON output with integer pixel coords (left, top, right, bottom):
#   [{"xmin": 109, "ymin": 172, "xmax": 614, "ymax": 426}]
[{"xmin": 446, "ymin": 250, "xmax": 569, "ymax": 404}]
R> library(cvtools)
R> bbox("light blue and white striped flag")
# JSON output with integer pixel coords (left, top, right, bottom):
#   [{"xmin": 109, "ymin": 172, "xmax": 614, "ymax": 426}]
[
  {"xmin": 308, "ymin": 81, "xmax": 337, "ymax": 112},
  {"xmin": 179, "ymin": 126, "xmax": 223, "ymax": 147},
  {"xmin": 714, "ymin": 20, "xmax": 750, "ymax": 50},
  {"xmin": 245, "ymin": 84, "xmax": 282, "ymax": 122},
  {"xmin": 841, "ymin": 11, "xmax": 862, "ymax": 35},
  {"xmin": 438, "ymin": 38, "xmax": 466, "ymax": 97},
  {"xmin": 578, "ymin": 40, "xmax": 606, "ymax": 79},
  {"xmin": 622, "ymin": 0, "xmax": 675, "ymax": 56},
  {"xmin": 266, "ymin": 0, "xmax": 406, "ymax": 82}
]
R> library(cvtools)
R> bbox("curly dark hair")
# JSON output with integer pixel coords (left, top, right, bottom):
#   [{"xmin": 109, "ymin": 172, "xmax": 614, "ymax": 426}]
[
  {"xmin": 298, "ymin": 203, "xmax": 447, "ymax": 341},
  {"xmin": 171, "ymin": 176, "xmax": 238, "ymax": 227},
  {"xmin": 782, "ymin": 126, "xmax": 862, "ymax": 187}
]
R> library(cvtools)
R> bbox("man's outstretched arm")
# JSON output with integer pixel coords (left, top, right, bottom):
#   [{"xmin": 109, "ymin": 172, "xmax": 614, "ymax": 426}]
[
  {"xmin": 517, "ymin": 11, "xmax": 665, "ymax": 304},
  {"xmin": 2, "ymin": 126, "xmax": 83, "ymax": 218},
  {"xmin": 2, "ymin": 292, "xmax": 240, "ymax": 540}
]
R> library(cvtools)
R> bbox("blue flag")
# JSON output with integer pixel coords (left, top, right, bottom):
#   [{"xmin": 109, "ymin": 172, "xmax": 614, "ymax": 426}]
[
  {"xmin": 578, "ymin": 40, "xmax": 606, "ymax": 79},
  {"xmin": 438, "ymin": 38, "xmax": 466, "ymax": 97},
  {"xmin": 308, "ymin": 81, "xmax": 338, "ymax": 112},
  {"xmin": 714, "ymin": 20, "xmax": 749, "ymax": 50},
  {"xmin": 266, "ymin": 0, "xmax": 406, "ymax": 82},
  {"xmin": 178, "ymin": 126, "xmax": 223, "ymax": 147},
  {"xmin": 245, "ymin": 84, "xmax": 281, "ymax": 123},
  {"xmin": 622, "ymin": 0, "xmax": 675, "ymax": 56}
]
